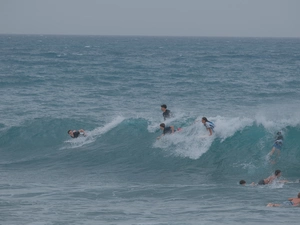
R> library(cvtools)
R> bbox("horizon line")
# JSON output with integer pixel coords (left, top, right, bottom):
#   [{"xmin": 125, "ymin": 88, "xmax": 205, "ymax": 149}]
[{"xmin": 1, "ymin": 33, "xmax": 300, "ymax": 39}]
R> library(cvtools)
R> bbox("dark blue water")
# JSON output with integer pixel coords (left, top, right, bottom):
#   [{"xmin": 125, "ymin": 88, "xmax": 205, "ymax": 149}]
[{"xmin": 0, "ymin": 35, "xmax": 300, "ymax": 224}]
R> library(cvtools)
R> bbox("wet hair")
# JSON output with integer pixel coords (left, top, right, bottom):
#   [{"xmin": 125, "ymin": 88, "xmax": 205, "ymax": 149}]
[
  {"xmin": 202, "ymin": 117, "xmax": 208, "ymax": 122},
  {"xmin": 160, "ymin": 123, "xmax": 165, "ymax": 128},
  {"xmin": 239, "ymin": 180, "xmax": 246, "ymax": 185},
  {"xmin": 67, "ymin": 130, "xmax": 72, "ymax": 134},
  {"xmin": 276, "ymin": 132, "xmax": 283, "ymax": 140},
  {"xmin": 275, "ymin": 170, "xmax": 281, "ymax": 176},
  {"xmin": 298, "ymin": 192, "xmax": 300, "ymax": 198},
  {"xmin": 161, "ymin": 104, "xmax": 167, "ymax": 109}
]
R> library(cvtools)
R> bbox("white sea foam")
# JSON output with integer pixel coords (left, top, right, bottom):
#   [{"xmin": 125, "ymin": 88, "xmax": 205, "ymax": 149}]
[{"xmin": 154, "ymin": 115, "xmax": 254, "ymax": 159}]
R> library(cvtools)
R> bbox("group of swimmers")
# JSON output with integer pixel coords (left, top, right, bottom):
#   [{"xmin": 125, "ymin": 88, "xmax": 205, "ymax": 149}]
[
  {"xmin": 160, "ymin": 105, "xmax": 285, "ymax": 160},
  {"xmin": 239, "ymin": 169, "xmax": 288, "ymax": 186},
  {"xmin": 67, "ymin": 105, "xmax": 282, "ymax": 159},
  {"xmin": 158, "ymin": 104, "xmax": 215, "ymax": 139},
  {"xmin": 67, "ymin": 104, "xmax": 215, "ymax": 140},
  {"xmin": 67, "ymin": 105, "xmax": 297, "ymax": 207},
  {"xmin": 239, "ymin": 167, "xmax": 300, "ymax": 207},
  {"xmin": 160, "ymin": 105, "xmax": 298, "ymax": 208}
]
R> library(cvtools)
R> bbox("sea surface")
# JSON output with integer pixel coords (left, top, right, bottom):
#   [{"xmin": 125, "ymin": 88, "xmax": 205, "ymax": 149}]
[{"xmin": 0, "ymin": 34, "xmax": 300, "ymax": 225}]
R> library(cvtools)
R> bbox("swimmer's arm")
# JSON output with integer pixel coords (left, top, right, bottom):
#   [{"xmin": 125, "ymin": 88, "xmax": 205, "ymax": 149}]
[
  {"xmin": 279, "ymin": 180, "xmax": 288, "ymax": 183},
  {"xmin": 208, "ymin": 128, "xmax": 213, "ymax": 136},
  {"xmin": 79, "ymin": 129, "xmax": 86, "ymax": 136}
]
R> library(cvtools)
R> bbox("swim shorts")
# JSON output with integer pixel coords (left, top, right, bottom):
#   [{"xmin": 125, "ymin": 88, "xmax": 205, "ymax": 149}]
[
  {"xmin": 282, "ymin": 201, "xmax": 293, "ymax": 206},
  {"xmin": 273, "ymin": 142, "xmax": 282, "ymax": 150},
  {"xmin": 258, "ymin": 179, "xmax": 265, "ymax": 185}
]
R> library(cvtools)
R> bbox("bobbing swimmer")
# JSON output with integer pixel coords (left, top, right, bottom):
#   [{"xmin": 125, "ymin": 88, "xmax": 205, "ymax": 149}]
[
  {"xmin": 268, "ymin": 131, "xmax": 284, "ymax": 158},
  {"xmin": 201, "ymin": 117, "xmax": 215, "ymax": 136},
  {"xmin": 267, "ymin": 192, "xmax": 300, "ymax": 207},
  {"xmin": 67, "ymin": 129, "xmax": 86, "ymax": 138},
  {"xmin": 161, "ymin": 104, "xmax": 172, "ymax": 121},
  {"xmin": 257, "ymin": 170, "xmax": 288, "ymax": 185},
  {"xmin": 157, "ymin": 123, "xmax": 181, "ymax": 140}
]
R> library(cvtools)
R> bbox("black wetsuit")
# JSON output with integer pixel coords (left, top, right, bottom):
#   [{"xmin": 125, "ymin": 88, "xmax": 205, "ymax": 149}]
[
  {"xmin": 72, "ymin": 131, "xmax": 80, "ymax": 138},
  {"xmin": 163, "ymin": 109, "xmax": 171, "ymax": 120},
  {"xmin": 163, "ymin": 126, "xmax": 174, "ymax": 135}
]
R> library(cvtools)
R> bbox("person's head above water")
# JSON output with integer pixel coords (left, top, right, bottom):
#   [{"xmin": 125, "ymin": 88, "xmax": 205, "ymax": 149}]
[
  {"xmin": 239, "ymin": 180, "xmax": 246, "ymax": 185},
  {"xmin": 202, "ymin": 117, "xmax": 208, "ymax": 123},
  {"xmin": 161, "ymin": 104, "xmax": 167, "ymax": 112},
  {"xmin": 67, "ymin": 130, "xmax": 74, "ymax": 137},
  {"xmin": 275, "ymin": 170, "xmax": 281, "ymax": 177},
  {"xmin": 160, "ymin": 123, "xmax": 166, "ymax": 129}
]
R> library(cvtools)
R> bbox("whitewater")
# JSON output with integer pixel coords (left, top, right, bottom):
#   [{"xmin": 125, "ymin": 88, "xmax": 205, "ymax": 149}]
[{"xmin": 0, "ymin": 35, "xmax": 300, "ymax": 224}]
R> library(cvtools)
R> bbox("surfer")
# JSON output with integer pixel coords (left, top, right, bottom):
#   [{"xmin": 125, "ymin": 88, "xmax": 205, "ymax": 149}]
[
  {"xmin": 267, "ymin": 193, "xmax": 300, "ymax": 207},
  {"xmin": 67, "ymin": 129, "xmax": 86, "ymax": 138},
  {"xmin": 157, "ymin": 123, "xmax": 180, "ymax": 139},
  {"xmin": 268, "ymin": 132, "xmax": 283, "ymax": 157},
  {"xmin": 161, "ymin": 104, "xmax": 172, "ymax": 120},
  {"xmin": 201, "ymin": 117, "xmax": 215, "ymax": 136},
  {"xmin": 257, "ymin": 170, "xmax": 288, "ymax": 185}
]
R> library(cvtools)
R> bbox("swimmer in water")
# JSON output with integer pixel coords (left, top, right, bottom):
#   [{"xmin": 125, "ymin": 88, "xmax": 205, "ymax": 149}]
[
  {"xmin": 157, "ymin": 123, "xmax": 181, "ymax": 139},
  {"xmin": 268, "ymin": 132, "xmax": 284, "ymax": 162},
  {"xmin": 267, "ymin": 192, "xmax": 300, "ymax": 207},
  {"xmin": 201, "ymin": 117, "xmax": 215, "ymax": 136},
  {"xmin": 239, "ymin": 180, "xmax": 255, "ymax": 186},
  {"xmin": 67, "ymin": 129, "xmax": 86, "ymax": 138},
  {"xmin": 161, "ymin": 104, "xmax": 172, "ymax": 121},
  {"xmin": 257, "ymin": 170, "xmax": 288, "ymax": 185}
]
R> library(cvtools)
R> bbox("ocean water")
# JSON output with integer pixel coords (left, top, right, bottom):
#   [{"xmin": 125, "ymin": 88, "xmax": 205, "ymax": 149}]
[{"xmin": 0, "ymin": 34, "xmax": 300, "ymax": 225}]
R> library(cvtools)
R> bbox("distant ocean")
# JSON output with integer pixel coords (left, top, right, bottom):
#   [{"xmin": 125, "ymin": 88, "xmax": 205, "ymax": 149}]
[{"xmin": 0, "ymin": 34, "xmax": 300, "ymax": 225}]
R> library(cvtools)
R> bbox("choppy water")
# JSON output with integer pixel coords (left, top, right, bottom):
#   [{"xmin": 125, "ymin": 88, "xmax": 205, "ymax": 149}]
[{"xmin": 0, "ymin": 35, "xmax": 300, "ymax": 224}]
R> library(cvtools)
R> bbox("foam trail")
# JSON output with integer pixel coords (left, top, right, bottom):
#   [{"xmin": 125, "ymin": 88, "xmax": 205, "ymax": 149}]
[{"xmin": 89, "ymin": 116, "xmax": 125, "ymax": 137}]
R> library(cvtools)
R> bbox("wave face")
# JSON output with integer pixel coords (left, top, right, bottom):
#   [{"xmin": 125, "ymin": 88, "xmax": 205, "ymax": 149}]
[
  {"xmin": 1, "ymin": 35, "xmax": 300, "ymax": 224},
  {"xmin": 1, "ymin": 115, "xmax": 300, "ymax": 178}
]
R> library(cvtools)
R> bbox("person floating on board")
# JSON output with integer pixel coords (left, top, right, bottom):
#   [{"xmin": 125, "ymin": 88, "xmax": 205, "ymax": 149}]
[
  {"xmin": 268, "ymin": 131, "xmax": 284, "ymax": 158},
  {"xmin": 157, "ymin": 123, "xmax": 181, "ymax": 140},
  {"xmin": 267, "ymin": 192, "xmax": 300, "ymax": 207},
  {"xmin": 257, "ymin": 170, "xmax": 288, "ymax": 185},
  {"xmin": 161, "ymin": 104, "xmax": 172, "ymax": 121},
  {"xmin": 68, "ymin": 129, "xmax": 86, "ymax": 138},
  {"xmin": 201, "ymin": 117, "xmax": 215, "ymax": 136}
]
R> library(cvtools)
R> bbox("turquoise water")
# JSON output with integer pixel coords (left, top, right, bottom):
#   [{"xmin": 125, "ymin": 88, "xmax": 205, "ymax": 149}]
[{"xmin": 0, "ymin": 35, "xmax": 300, "ymax": 224}]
